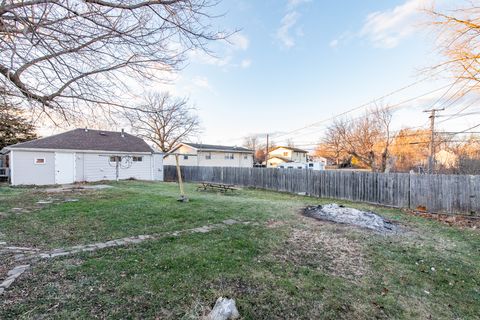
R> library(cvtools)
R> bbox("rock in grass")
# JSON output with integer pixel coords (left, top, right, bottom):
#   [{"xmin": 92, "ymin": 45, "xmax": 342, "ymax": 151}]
[{"xmin": 207, "ymin": 297, "xmax": 240, "ymax": 320}]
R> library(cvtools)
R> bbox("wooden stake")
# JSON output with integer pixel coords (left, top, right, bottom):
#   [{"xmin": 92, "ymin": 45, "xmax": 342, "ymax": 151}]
[{"xmin": 175, "ymin": 154, "xmax": 188, "ymax": 202}]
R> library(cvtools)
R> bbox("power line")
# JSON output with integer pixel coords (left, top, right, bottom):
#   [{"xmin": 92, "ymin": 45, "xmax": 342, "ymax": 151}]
[{"xmin": 274, "ymin": 84, "xmax": 453, "ymax": 143}]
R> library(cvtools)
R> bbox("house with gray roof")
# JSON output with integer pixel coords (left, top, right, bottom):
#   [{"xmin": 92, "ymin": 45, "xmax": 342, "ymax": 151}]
[
  {"xmin": 164, "ymin": 142, "xmax": 253, "ymax": 168},
  {"xmin": 4, "ymin": 128, "xmax": 163, "ymax": 185}
]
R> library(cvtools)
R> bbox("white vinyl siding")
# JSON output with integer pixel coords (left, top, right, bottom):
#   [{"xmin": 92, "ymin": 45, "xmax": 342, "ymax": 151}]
[
  {"xmin": 81, "ymin": 153, "xmax": 153, "ymax": 182},
  {"xmin": 10, "ymin": 150, "xmax": 55, "ymax": 185}
]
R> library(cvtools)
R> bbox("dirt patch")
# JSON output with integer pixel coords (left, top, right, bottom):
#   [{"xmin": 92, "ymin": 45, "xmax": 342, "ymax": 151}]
[
  {"xmin": 303, "ymin": 204, "xmax": 402, "ymax": 234},
  {"xmin": 274, "ymin": 221, "xmax": 369, "ymax": 281},
  {"xmin": 406, "ymin": 210, "xmax": 480, "ymax": 229}
]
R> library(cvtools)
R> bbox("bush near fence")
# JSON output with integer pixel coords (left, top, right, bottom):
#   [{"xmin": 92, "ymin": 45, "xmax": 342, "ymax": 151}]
[{"xmin": 164, "ymin": 166, "xmax": 480, "ymax": 215}]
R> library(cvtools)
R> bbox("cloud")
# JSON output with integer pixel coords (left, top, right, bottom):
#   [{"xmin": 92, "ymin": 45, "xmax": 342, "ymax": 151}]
[
  {"xmin": 276, "ymin": 0, "xmax": 311, "ymax": 49},
  {"xmin": 277, "ymin": 11, "xmax": 300, "ymax": 48},
  {"xmin": 360, "ymin": 0, "xmax": 431, "ymax": 48},
  {"xmin": 287, "ymin": 0, "xmax": 311, "ymax": 10},
  {"xmin": 330, "ymin": 0, "xmax": 432, "ymax": 49},
  {"xmin": 240, "ymin": 59, "xmax": 252, "ymax": 68},
  {"xmin": 188, "ymin": 32, "xmax": 249, "ymax": 68},
  {"xmin": 229, "ymin": 33, "xmax": 249, "ymax": 51},
  {"xmin": 191, "ymin": 76, "xmax": 211, "ymax": 89}
]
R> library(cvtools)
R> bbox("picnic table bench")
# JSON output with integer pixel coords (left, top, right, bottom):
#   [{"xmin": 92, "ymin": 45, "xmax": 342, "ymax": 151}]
[{"xmin": 197, "ymin": 182, "xmax": 239, "ymax": 193}]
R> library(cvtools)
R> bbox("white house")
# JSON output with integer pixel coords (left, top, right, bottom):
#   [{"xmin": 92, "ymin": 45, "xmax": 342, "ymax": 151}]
[
  {"xmin": 265, "ymin": 146, "xmax": 309, "ymax": 168},
  {"xmin": 164, "ymin": 143, "xmax": 253, "ymax": 167},
  {"xmin": 4, "ymin": 128, "xmax": 163, "ymax": 186},
  {"xmin": 278, "ymin": 161, "xmax": 325, "ymax": 171}
]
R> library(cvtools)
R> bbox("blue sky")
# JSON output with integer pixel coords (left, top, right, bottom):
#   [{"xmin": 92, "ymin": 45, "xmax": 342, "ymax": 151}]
[
  {"xmin": 38, "ymin": 0, "xmax": 472, "ymax": 150},
  {"xmin": 158, "ymin": 0, "xmax": 477, "ymax": 149}
]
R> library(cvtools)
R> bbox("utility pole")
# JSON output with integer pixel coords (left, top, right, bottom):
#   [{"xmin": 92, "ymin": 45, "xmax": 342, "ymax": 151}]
[
  {"xmin": 265, "ymin": 133, "xmax": 269, "ymax": 167},
  {"xmin": 424, "ymin": 108, "xmax": 444, "ymax": 174}
]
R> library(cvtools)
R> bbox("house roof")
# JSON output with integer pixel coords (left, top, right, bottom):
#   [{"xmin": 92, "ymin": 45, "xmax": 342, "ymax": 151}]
[
  {"xmin": 270, "ymin": 146, "xmax": 309, "ymax": 153},
  {"xmin": 267, "ymin": 155, "xmax": 292, "ymax": 162},
  {"xmin": 182, "ymin": 143, "xmax": 253, "ymax": 153},
  {"xmin": 7, "ymin": 128, "xmax": 154, "ymax": 153}
]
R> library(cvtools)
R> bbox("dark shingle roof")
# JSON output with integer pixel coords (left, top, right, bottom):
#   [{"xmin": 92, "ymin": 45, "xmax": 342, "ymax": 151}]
[
  {"xmin": 184, "ymin": 143, "xmax": 252, "ymax": 153},
  {"xmin": 7, "ymin": 128, "xmax": 154, "ymax": 153}
]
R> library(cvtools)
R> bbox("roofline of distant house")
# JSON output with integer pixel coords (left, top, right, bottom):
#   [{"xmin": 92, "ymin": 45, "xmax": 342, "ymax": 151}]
[
  {"xmin": 168, "ymin": 142, "xmax": 254, "ymax": 154},
  {"xmin": 5, "ymin": 147, "xmax": 159, "ymax": 155},
  {"xmin": 270, "ymin": 146, "xmax": 309, "ymax": 153},
  {"xmin": 266, "ymin": 155, "xmax": 292, "ymax": 162}
]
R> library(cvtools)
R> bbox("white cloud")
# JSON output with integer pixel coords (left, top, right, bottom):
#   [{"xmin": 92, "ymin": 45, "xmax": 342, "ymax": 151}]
[
  {"xmin": 287, "ymin": 0, "xmax": 311, "ymax": 10},
  {"xmin": 360, "ymin": 0, "xmax": 432, "ymax": 48},
  {"xmin": 240, "ymin": 59, "xmax": 252, "ymax": 68},
  {"xmin": 276, "ymin": 0, "xmax": 311, "ymax": 49},
  {"xmin": 188, "ymin": 32, "xmax": 249, "ymax": 68},
  {"xmin": 229, "ymin": 32, "xmax": 249, "ymax": 51},
  {"xmin": 277, "ymin": 11, "xmax": 301, "ymax": 48},
  {"xmin": 191, "ymin": 76, "xmax": 211, "ymax": 89},
  {"xmin": 329, "ymin": 39, "xmax": 339, "ymax": 48}
]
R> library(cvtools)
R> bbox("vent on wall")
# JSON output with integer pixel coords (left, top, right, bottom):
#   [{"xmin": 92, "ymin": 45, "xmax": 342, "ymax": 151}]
[{"xmin": 99, "ymin": 132, "xmax": 107, "ymax": 136}]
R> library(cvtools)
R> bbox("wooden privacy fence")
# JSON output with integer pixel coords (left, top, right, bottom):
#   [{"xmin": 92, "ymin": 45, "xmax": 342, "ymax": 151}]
[{"xmin": 163, "ymin": 166, "xmax": 480, "ymax": 214}]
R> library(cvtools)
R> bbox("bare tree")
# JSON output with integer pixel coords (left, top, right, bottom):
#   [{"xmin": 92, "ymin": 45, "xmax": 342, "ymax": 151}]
[
  {"xmin": 322, "ymin": 106, "xmax": 394, "ymax": 172},
  {"xmin": 124, "ymin": 92, "xmax": 200, "ymax": 152},
  {"xmin": 0, "ymin": 0, "xmax": 224, "ymax": 120},
  {"xmin": 428, "ymin": 3, "xmax": 480, "ymax": 92}
]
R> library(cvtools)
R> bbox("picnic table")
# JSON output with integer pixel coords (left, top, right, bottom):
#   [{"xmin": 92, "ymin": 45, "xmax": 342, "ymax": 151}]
[{"xmin": 197, "ymin": 181, "xmax": 239, "ymax": 193}]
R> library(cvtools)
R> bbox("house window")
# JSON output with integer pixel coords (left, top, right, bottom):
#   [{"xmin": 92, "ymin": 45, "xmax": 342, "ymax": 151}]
[
  {"xmin": 34, "ymin": 158, "xmax": 46, "ymax": 165},
  {"xmin": 243, "ymin": 154, "xmax": 248, "ymax": 160},
  {"xmin": 225, "ymin": 153, "xmax": 234, "ymax": 160},
  {"xmin": 109, "ymin": 156, "xmax": 121, "ymax": 162},
  {"xmin": 132, "ymin": 156, "xmax": 143, "ymax": 162},
  {"xmin": 183, "ymin": 155, "xmax": 189, "ymax": 160},
  {"xmin": 309, "ymin": 163, "xmax": 314, "ymax": 167},
  {"xmin": 205, "ymin": 152, "xmax": 211, "ymax": 160},
  {"xmin": 283, "ymin": 152, "xmax": 288, "ymax": 156}
]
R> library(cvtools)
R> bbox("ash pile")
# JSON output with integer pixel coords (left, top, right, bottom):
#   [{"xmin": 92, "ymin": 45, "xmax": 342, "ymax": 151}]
[{"xmin": 303, "ymin": 203, "xmax": 401, "ymax": 234}]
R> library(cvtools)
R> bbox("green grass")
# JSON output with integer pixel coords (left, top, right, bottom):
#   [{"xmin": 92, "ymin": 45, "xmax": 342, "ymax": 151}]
[{"xmin": 0, "ymin": 181, "xmax": 479, "ymax": 319}]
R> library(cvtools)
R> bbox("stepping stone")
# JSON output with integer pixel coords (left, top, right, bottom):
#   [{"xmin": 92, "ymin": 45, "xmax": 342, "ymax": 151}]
[
  {"xmin": 223, "ymin": 219, "xmax": 238, "ymax": 225},
  {"xmin": 64, "ymin": 198, "xmax": 79, "ymax": 202},
  {"xmin": 37, "ymin": 200, "xmax": 53, "ymax": 204}
]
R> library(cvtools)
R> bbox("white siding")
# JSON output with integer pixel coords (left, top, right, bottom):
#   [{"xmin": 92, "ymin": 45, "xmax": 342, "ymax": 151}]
[
  {"xmin": 10, "ymin": 150, "xmax": 55, "ymax": 185},
  {"xmin": 81, "ymin": 153, "xmax": 153, "ymax": 182},
  {"xmin": 164, "ymin": 145, "xmax": 253, "ymax": 168}
]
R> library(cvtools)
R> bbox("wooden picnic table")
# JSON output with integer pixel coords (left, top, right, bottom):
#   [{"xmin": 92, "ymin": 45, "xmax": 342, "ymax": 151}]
[{"xmin": 197, "ymin": 181, "xmax": 239, "ymax": 193}]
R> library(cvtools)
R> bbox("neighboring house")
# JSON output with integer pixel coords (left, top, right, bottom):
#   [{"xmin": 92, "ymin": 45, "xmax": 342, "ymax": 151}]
[
  {"xmin": 4, "ymin": 128, "xmax": 163, "ymax": 186},
  {"xmin": 164, "ymin": 143, "xmax": 253, "ymax": 167},
  {"xmin": 265, "ymin": 146, "xmax": 309, "ymax": 168},
  {"xmin": 278, "ymin": 161, "xmax": 325, "ymax": 171}
]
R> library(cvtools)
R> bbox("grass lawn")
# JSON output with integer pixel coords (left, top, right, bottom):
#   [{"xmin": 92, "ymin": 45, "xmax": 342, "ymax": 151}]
[{"xmin": 0, "ymin": 181, "xmax": 479, "ymax": 319}]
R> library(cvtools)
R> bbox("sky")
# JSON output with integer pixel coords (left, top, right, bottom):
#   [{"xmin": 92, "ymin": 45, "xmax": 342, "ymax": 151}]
[{"xmin": 42, "ymin": 0, "xmax": 479, "ymax": 150}]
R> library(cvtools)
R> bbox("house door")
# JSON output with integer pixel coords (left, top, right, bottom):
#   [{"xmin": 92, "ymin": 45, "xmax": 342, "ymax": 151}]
[{"xmin": 55, "ymin": 152, "xmax": 75, "ymax": 184}]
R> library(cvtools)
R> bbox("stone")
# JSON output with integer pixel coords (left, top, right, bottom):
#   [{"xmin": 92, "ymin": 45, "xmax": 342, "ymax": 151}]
[
  {"xmin": 11, "ymin": 208, "xmax": 23, "ymax": 212},
  {"xmin": 64, "ymin": 198, "xmax": 79, "ymax": 202},
  {"xmin": 51, "ymin": 251, "xmax": 69, "ymax": 258},
  {"xmin": 222, "ymin": 219, "xmax": 238, "ymax": 225},
  {"xmin": 7, "ymin": 265, "xmax": 29, "ymax": 277},
  {"xmin": 0, "ymin": 287, "xmax": 4, "ymax": 295},
  {"xmin": 37, "ymin": 200, "xmax": 53, "ymax": 204},
  {"xmin": 0, "ymin": 277, "xmax": 16, "ymax": 289},
  {"xmin": 207, "ymin": 297, "xmax": 240, "ymax": 320}
]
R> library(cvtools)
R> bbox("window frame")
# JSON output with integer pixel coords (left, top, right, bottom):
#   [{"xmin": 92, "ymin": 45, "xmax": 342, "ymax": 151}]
[
  {"xmin": 34, "ymin": 158, "xmax": 46, "ymax": 165},
  {"xmin": 205, "ymin": 152, "xmax": 212, "ymax": 160},
  {"xmin": 132, "ymin": 156, "xmax": 143, "ymax": 162}
]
